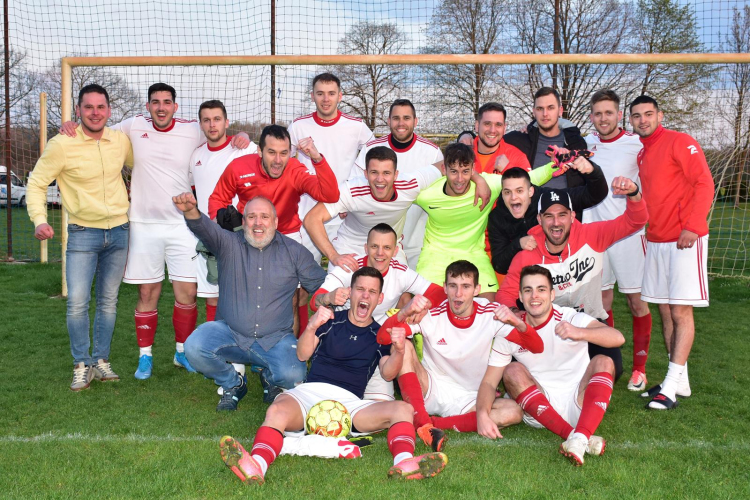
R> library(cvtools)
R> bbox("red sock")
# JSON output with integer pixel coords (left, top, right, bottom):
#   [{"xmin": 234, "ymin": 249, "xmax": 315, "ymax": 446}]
[
  {"xmin": 206, "ymin": 303, "xmax": 217, "ymax": 322},
  {"xmin": 605, "ymin": 310, "xmax": 614, "ymax": 328},
  {"xmin": 298, "ymin": 305, "xmax": 309, "ymax": 336},
  {"xmin": 431, "ymin": 412, "xmax": 477, "ymax": 432},
  {"xmin": 575, "ymin": 372, "xmax": 614, "ymax": 439},
  {"xmin": 250, "ymin": 426, "xmax": 284, "ymax": 469},
  {"xmin": 396, "ymin": 373, "xmax": 431, "ymax": 429},
  {"xmin": 516, "ymin": 386, "xmax": 573, "ymax": 439},
  {"xmin": 135, "ymin": 310, "xmax": 158, "ymax": 347},
  {"xmin": 387, "ymin": 421, "xmax": 416, "ymax": 458},
  {"xmin": 173, "ymin": 301, "xmax": 198, "ymax": 343},
  {"xmin": 632, "ymin": 313, "xmax": 652, "ymax": 373}
]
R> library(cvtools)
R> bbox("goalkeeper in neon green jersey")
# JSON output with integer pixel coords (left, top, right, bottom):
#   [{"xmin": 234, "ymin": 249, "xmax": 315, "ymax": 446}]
[{"xmin": 415, "ymin": 143, "xmax": 553, "ymax": 299}]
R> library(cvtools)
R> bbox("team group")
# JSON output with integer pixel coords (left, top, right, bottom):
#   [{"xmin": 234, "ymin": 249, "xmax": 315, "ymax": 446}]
[{"xmin": 26, "ymin": 72, "xmax": 714, "ymax": 480}]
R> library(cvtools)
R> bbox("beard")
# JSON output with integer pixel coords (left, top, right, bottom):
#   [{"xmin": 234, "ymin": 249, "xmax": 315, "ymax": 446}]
[{"xmin": 244, "ymin": 226, "xmax": 275, "ymax": 249}]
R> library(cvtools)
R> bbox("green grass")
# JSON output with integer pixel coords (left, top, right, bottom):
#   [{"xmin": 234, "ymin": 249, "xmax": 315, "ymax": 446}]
[
  {"xmin": 1, "ymin": 263, "xmax": 749, "ymax": 499},
  {"xmin": 0, "ymin": 206, "xmax": 64, "ymax": 261}
]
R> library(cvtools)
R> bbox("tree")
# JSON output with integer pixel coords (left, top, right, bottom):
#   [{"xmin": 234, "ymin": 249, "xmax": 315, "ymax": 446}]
[
  {"xmin": 421, "ymin": 0, "xmax": 505, "ymax": 121},
  {"xmin": 0, "ymin": 48, "xmax": 40, "ymax": 123},
  {"xmin": 334, "ymin": 22, "xmax": 408, "ymax": 130}
]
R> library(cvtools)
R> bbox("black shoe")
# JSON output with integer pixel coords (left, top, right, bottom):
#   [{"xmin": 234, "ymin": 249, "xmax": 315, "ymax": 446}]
[
  {"xmin": 259, "ymin": 370, "xmax": 283, "ymax": 404},
  {"xmin": 217, "ymin": 375, "xmax": 247, "ymax": 411}
]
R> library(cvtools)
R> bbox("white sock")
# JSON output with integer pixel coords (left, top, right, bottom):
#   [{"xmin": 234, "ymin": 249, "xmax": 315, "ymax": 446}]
[
  {"xmin": 176, "ymin": 342, "xmax": 185, "ymax": 353},
  {"xmin": 660, "ymin": 361, "xmax": 685, "ymax": 400},
  {"xmin": 252, "ymin": 454, "xmax": 268, "ymax": 475},
  {"xmin": 139, "ymin": 346, "xmax": 152, "ymax": 357},
  {"xmin": 393, "ymin": 452, "xmax": 413, "ymax": 466},
  {"xmin": 682, "ymin": 361, "xmax": 689, "ymax": 383}
]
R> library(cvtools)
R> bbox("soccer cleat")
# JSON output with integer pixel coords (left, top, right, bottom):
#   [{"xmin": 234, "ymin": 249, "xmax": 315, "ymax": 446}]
[
  {"xmin": 641, "ymin": 383, "xmax": 691, "ymax": 399},
  {"xmin": 587, "ymin": 435, "xmax": 606, "ymax": 456},
  {"xmin": 627, "ymin": 370, "xmax": 647, "ymax": 392},
  {"xmin": 417, "ymin": 423, "xmax": 448, "ymax": 452},
  {"xmin": 91, "ymin": 359, "xmax": 120, "ymax": 382},
  {"xmin": 560, "ymin": 434, "xmax": 588, "ymax": 466},
  {"xmin": 173, "ymin": 351, "xmax": 197, "ymax": 373},
  {"xmin": 337, "ymin": 440, "xmax": 363, "ymax": 459},
  {"xmin": 217, "ymin": 376, "xmax": 247, "ymax": 411},
  {"xmin": 134, "ymin": 355, "xmax": 153, "ymax": 380},
  {"xmin": 388, "ymin": 452, "xmax": 448, "ymax": 480},
  {"xmin": 70, "ymin": 362, "xmax": 94, "ymax": 391},
  {"xmin": 219, "ymin": 436, "xmax": 264, "ymax": 485}
]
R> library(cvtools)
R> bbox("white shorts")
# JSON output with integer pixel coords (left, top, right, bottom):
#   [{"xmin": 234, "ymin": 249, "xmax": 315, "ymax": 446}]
[
  {"xmin": 518, "ymin": 383, "xmax": 582, "ymax": 429},
  {"xmin": 123, "ymin": 221, "xmax": 197, "ymax": 284},
  {"xmin": 363, "ymin": 366, "xmax": 395, "ymax": 401},
  {"xmin": 196, "ymin": 253, "xmax": 218, "ymax": 298},
  {"xmin": 600, "ymin": 231, "xmax": 646, "ymax": 293},
  {"xmin": 280, "ymin": 382, "xmax": 379, "ymax": 434},
  {"xmin": 424, "ymin": 370, "xmax": 477, "ymax": 417},
  {"xmin": 641, "ymin": 236, "xmax": 709, "ymax": 307}
]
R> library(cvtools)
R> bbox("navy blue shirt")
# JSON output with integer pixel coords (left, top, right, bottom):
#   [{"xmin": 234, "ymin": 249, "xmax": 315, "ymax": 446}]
[{"xmin": 306, "ymin": 310, "xmax": 390, "ymax": 398}]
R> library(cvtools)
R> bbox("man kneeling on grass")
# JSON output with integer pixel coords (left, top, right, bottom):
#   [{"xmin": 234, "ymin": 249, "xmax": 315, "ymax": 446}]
[
  {"xmin": 477, "ymin": 265, "xmax": 624, "ymax": 466},
  {"xmin": 220, "ymin": 267, "xmax": 448, "ymax": 484}
]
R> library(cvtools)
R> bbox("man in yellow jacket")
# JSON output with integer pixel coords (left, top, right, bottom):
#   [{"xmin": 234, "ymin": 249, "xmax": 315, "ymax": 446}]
[{"xmin": 27, "ymin": 84, "xmax": 133, "ymax": 391}]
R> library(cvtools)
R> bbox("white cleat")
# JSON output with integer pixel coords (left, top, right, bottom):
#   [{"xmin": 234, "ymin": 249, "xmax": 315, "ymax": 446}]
[
  {"xmin": 587, "ymin": 435, "xmax": 606, "ymax": 456},
  {"xmin": 560, "ymin": 434, "xmax": 588, "ymax": 466}
]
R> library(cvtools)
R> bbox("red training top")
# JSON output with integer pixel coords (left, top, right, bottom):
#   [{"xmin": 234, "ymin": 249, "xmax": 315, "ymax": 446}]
[{"xmin": 473, "ymin": 137, "xmax": 531, "ymax": 174}]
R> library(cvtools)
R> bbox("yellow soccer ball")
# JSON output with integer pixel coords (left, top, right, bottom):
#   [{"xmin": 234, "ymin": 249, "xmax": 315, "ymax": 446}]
[{"xmin": 305, "ymin": 400, "xmax": 352, "ymax": 438}]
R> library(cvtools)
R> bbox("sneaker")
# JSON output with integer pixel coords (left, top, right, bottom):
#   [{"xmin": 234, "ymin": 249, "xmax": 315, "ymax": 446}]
[
  {"xmin": 218, "ymin": 364, "xmax": 246, "ymax": 394},
  {"xmin": 259, "ymin": 370, "xmax": 282, "ymax": 404},
  {"xmin": 417, "ymin": 423, "xmax": 448, "ymax": 452},
  {"xmin": 92, "ymin": 359, "xmax": 120, "ymax": 382},
  {"xmin": 134, "ymin": 355, "xmax": 153, "ymax": 380},
  {"xmin": 560, "ymin": 434, "xmax": 588, "ymax": 466},
  {"xmin": 586, "ymin": 435, "xmax": 606, "ymax": 456},
  {"xmin": 173, "ymin": 351, "xmax": 197, "ymax": 373},
  {"xmin": 70, "ymin": 362, "xmax": 93, "ymax": 391},
  {"xmin": 219, "ymin": 436, "xmax": 264, "ymax": 485},
  {"xmin": 388, "ymin": 452, "xmax": 448, "ymax": 480},
  {"xmin": 217, "ymin": 376, "xmax": 248, "ymax": 411},
  {"xmin": 627, "ymin": 370, "xmax": 647, "ymax": 392}
]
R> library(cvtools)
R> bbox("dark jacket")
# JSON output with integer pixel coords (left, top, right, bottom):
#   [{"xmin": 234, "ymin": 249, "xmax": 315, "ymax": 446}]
[{"xmin": 487, "ymin": 159, "xmax": 608, "ymax": 275}]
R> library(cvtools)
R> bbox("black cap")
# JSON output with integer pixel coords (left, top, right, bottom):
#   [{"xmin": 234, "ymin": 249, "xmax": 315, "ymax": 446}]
[{"xmin": 538, "ymin": 189, "xmax": 572, "ymax": 214}]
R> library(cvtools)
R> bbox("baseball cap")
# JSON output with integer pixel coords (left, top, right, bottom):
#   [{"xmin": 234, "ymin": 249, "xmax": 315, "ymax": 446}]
[{"xmin": 538, "ymin": 189, "xmax": 572, "ymax": 214}]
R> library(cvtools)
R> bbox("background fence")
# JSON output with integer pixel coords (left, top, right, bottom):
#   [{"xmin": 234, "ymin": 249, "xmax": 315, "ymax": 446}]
[{"xmin": 1, "ymin": 0, "xmax": 748, "ymax": 276}]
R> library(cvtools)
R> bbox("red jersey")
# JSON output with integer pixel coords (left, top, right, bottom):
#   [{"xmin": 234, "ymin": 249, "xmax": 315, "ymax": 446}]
[
  {"xmin": 208, "ymin": 154, "xmax": 339, "ymax": 234},
  {"xmin": 473, "ymin": 137, "xmax": 531, "ymax": 174},
  {"xmin": 637, "ymin": 125, "xmax": 714, "ymax": 242}
]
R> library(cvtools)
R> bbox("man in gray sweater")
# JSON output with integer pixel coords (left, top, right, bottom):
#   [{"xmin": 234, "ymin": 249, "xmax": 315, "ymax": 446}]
[{"xmin": 173, "ymin": 192, "xmax": 326, "ymax": 410}]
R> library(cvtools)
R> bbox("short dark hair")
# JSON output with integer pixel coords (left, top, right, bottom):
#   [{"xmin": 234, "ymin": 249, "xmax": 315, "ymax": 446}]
[
  {"xmin": 148, "ymin": 83, "xmax": 176, "ymax": 101},
  {"xmin": 367, "ymin": 223, "xmax": 397, "ymax": 242},
  {"xmin": 501, "ymin": 167, "xmax": 531, "ymax": 187},
  {"xmin": 351, "ymin": 266, "xmax": 384, "ymax": 293},
  {"xmin": 312, "ymin": 72, "xmax": 341, "ymax": 90},
  {"xmin": 445, "ymin": 260, "xmax": 479, "ymax": 286},
  {"xmin": 259, "ymin": 124, "xmax": 291, "ymax": 150},
  {"xmin": 444, "ymin": 143, "xmax": 474, "ymax": 168},
  {"xmin": 389, "ymin": 99, "xmax": 416, "ymax": 118},
  {"xmin": 365, "ymin": 146, "xmax": 397, "ymax": 171},
  {"xmin": 199, "ymin": 99, "xmax": 227, "ymax": 120},
  {"xmin": 520, "ymin": 264, "xmax": 553, "ymax": 289},
  {"xmin": 456, "ymin": 130, "xmax": 476, "ymax": 143},
  {"xmin": 629, "ymin": 94, "xmax": 660, "ymax": 113},
  {"xmin": 477, "ymin": 102, "xmax": 507, "ymax": 122},
  {"xmin": 78, "ymin": 84, "xmax": 110, "ymax": 106},
  {"xmin": 590, "ymin": 89, "xmax": 620, "ymax": 109},
  {"xmin": 534, "ymin": 87, "xmax": 561, "ymax": 106}
]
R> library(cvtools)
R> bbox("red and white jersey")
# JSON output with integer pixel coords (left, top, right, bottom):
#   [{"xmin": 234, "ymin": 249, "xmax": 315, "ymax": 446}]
[
  {"xmin": 115, "ymin": 115, "xmax": 203, "ymax": 223},
  {"xmin": 313, "ymin": 255, "xmax": 442, "ymax": 324},
  {"xmin": 352, "ymin": 134, "xmax": 444, "ymax": 177},
  {"xmin": 407, "ymin": 298, "xmax": 516, "ymax": 393},
  {"xmin": 583, "ymin": 129, "xmax": 644, "ymax": 232},
  {"xmin": 189, "ymin": 136, "xmax": 258, "ymax": 214},
  {"xmin": 489, "ymin": 305, "xmax": 595, "ymax": 392},
  {"xmin": 325, "ymin": 166, "xmax": 441, "ymax": 256}
]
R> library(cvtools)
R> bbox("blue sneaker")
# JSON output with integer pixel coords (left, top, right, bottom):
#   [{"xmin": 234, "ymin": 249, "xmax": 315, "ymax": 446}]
[
  {"xmin": 173, "ymin": 351, "xmax": 197, "ymax": 373},
  {"xmin": 134, "ymin": 355, "xmax": 153, "ymax": 380}
]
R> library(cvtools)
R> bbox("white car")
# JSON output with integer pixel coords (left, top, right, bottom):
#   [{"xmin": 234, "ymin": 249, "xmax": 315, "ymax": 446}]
[{"xmin": 0, "ymin": 165, "xmax": 26, "ymax": 207}]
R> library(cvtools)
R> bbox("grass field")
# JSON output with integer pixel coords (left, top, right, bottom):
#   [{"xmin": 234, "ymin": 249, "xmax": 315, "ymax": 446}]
[{"xmin": 1, "ymin": 263, "xmax": 749, "ymax": 499}]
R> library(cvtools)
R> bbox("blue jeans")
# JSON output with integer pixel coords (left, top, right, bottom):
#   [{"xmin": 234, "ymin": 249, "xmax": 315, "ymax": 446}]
[
  {"xmin": 66, "ymin": 223, "xmax": 129, "ymax": 365},
  {"xmin": 184, "ymin": 320, "xmax": 306, "ymax": 390}
]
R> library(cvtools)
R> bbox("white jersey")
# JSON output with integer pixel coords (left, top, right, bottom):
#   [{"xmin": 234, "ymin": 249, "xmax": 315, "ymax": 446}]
[
  {"xmin": 116, "ymin": 115, "xmax": 203, "ymax": 223},
  {"xmin": 408, "ymin": 298, "xmax": 515, "ymax": 393},
  {"xmin": 189, "ymin": 137, "xmax": 258, "ymax": 214},
  {"xmin": 325, "ymin": 166, "xmax": 441, "ymax": 258},
  {"xmin": 321, "ymin": 255, "xmax": 433, "ymax": 324},
  {"xmin": 583, "ymin": 129, "xmax": 644, "ymax": 232},
  {"xmin": 489, "ymin": 305, "xmax": 594, "ymax": 392},
  {"xmin": 353, "ymin": 133, "xmax": 443, "ymax": 175}
]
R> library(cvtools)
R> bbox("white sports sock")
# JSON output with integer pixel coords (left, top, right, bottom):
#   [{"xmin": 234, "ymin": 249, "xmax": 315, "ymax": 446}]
[
  {"xmin": 393, "ymin": 452, "xmax": 413, "ymax": 466},
  {"xmin": 176, "ymin": 342, "xmax": 185, "ymax": 353},
  {"xmin": 139, "ymin": 346, "xmax": 152, "ymax": 357},
  {"xmin": 660, "ymin": 361, "xmax": 685, "ymax": 400},
  {"xmin": 252, "ymin": 454, "xmax": 268, "ymax": 476}
]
